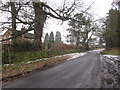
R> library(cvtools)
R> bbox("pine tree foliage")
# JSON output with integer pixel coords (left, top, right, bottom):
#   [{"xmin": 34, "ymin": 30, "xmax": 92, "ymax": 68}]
[
  {"xmin": 44, "ymin": 33, "xmax": 49, "ymax": 50},
  {"xmin": 55, "ymin": 31, "xmax": 62, "ymax": 43},
  {"xmin": 49, "ymin": 32, "xmax": 55, "ymax": 49},
  {"xmin": 103, "ymin": 9, "xmax": 119, "ymax": 48}
]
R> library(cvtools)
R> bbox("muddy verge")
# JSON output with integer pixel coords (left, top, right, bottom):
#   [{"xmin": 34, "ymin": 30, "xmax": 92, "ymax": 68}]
[{"xmin": 2, "ymin": 56, "xmax": 70, "ymax": 85}]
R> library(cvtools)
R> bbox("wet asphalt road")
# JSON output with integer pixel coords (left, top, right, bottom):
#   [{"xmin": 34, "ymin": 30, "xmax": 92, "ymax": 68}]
[{"xmin": 3, "ymin": 51, "xmax": 102, "ymax": 88}]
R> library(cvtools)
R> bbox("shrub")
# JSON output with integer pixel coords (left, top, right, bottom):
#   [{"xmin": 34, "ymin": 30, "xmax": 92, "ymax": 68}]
[{"xmin": 12, "ymin": 40, "xmax": 37, "ymax": 52}]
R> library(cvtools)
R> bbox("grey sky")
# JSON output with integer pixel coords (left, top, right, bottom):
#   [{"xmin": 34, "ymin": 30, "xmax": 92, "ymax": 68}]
[{"xmin": 43, "ymin": 0, "xmax": 113, "ymax": 43}]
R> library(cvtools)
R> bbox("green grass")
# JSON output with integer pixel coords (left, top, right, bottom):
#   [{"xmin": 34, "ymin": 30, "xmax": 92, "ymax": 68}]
[{"xmin": 102, "ymin": 48, "xmax": 120, "ymax": 55}]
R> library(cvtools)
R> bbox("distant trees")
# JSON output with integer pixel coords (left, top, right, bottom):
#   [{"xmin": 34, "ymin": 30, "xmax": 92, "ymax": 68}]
[
  {"xmin": 44, "ymin": 33, "xmax": 49, "ymax": 50},
  {"xmin": 103, "ymin": 8, "xmax": 119, "ymax": 49},
  {"xmin": 44, "ymin": 31, "xmax": 62, "ymax": 50},
  {"xmin": 67, "ymin": 13, "xmax": 97, "ymax": 50},
  {"xmin": 55, "ymin": 31, "xmax": 62, "ymax": 43},
  {"xmin": 67, "ymin": 13, "xmax": 86, "ymax": 46},
  {"xmin": 49, "ymin": 32, "xmax": 55, "ymax": 50}
]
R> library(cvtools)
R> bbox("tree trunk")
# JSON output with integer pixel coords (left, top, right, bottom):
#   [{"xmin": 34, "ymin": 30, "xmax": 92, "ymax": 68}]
[
  {"xmin": 86, "ymin": 41, "xmax": 89, "ymax": 50},
  {"xmin": 10, "ymin": 2, "xmax": 17, "ymax": 43},
  {"xmin": 33, "ymin": 2, "xmax": 47, "ymax": 50},
  {"xmin": 76, "ymin": 36, "xmax": 80, "ymax": 46}
]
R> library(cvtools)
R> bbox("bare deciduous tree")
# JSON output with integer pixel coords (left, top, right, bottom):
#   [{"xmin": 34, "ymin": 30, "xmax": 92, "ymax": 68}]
[{"xmin": 0, "ymin": 0, "xmax": 88, "ymax": 50}]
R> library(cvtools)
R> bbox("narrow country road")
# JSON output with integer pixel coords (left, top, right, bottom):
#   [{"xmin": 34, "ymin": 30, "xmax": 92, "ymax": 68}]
[{"xmin": 3, "ymin": 50, "xmax": 102, "ymax": 88}]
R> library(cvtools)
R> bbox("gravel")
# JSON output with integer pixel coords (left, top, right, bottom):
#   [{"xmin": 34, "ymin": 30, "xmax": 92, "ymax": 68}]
[{"xmin": 101, "ymin": 55, "xmax": 120, "ymax": 88}]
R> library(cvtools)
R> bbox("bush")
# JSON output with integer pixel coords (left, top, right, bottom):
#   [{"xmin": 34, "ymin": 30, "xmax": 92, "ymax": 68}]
[
  {"xmin": 12, "ymin": 40, "xmax": 37, "ymax": 52},
  {"xmin": 2, "ymin": 40, "xmax": 86, "ymax": 64}
]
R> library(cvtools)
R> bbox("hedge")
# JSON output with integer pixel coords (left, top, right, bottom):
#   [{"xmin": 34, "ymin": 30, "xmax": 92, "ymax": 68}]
[{"xmin": 2, "ymin": 50, "xmax": 79, "ymax": 64}]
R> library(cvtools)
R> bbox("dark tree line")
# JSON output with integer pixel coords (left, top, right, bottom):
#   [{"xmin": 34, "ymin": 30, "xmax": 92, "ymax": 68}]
[{"xmin": 102, "ymin": 1, "xmax": 120, "ymax": 49}]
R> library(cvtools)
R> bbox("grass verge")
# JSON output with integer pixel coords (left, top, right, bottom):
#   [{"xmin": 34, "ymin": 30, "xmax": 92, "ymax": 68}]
[
  {"xmin": 101, "ymin": 48, "xmax": 120, "ymax": 55},
  {"xmin": 2, "ymin": 55, "xmax": 71, "ymax": 83}
]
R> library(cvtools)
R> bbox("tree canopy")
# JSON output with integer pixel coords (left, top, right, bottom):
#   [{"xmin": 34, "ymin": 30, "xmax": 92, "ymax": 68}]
[
  {"xmin": 103, "ymin": 8, "xmax": 119, "ymax": 49},
  {"xmin": 67, "ymin": 13, "xmax": 97, "ymax": 50}
]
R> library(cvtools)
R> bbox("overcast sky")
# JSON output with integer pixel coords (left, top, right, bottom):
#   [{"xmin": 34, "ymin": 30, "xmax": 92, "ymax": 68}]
[{"xmin": 42, "ymin": 0, "xmax": 113, "ymax": 43}]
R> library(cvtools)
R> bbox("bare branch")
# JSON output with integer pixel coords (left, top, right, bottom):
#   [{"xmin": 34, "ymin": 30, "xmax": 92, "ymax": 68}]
[
  {"xmin": 1, "ymin": 24, "xmax": 34, "ymax": 42},
  {"xmin": 83, "ymin": 1, "xmax": 95, "ymax": 13}
]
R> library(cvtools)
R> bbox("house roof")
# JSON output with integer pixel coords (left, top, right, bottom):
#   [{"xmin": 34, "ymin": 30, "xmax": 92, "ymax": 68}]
[
  {"xmin": 24, "ymin": 33, "xmax": 34, "ymax": 39},
  {"xmin": 2, "ymin": 29, "xmax": 34, "ymax": 39}
]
